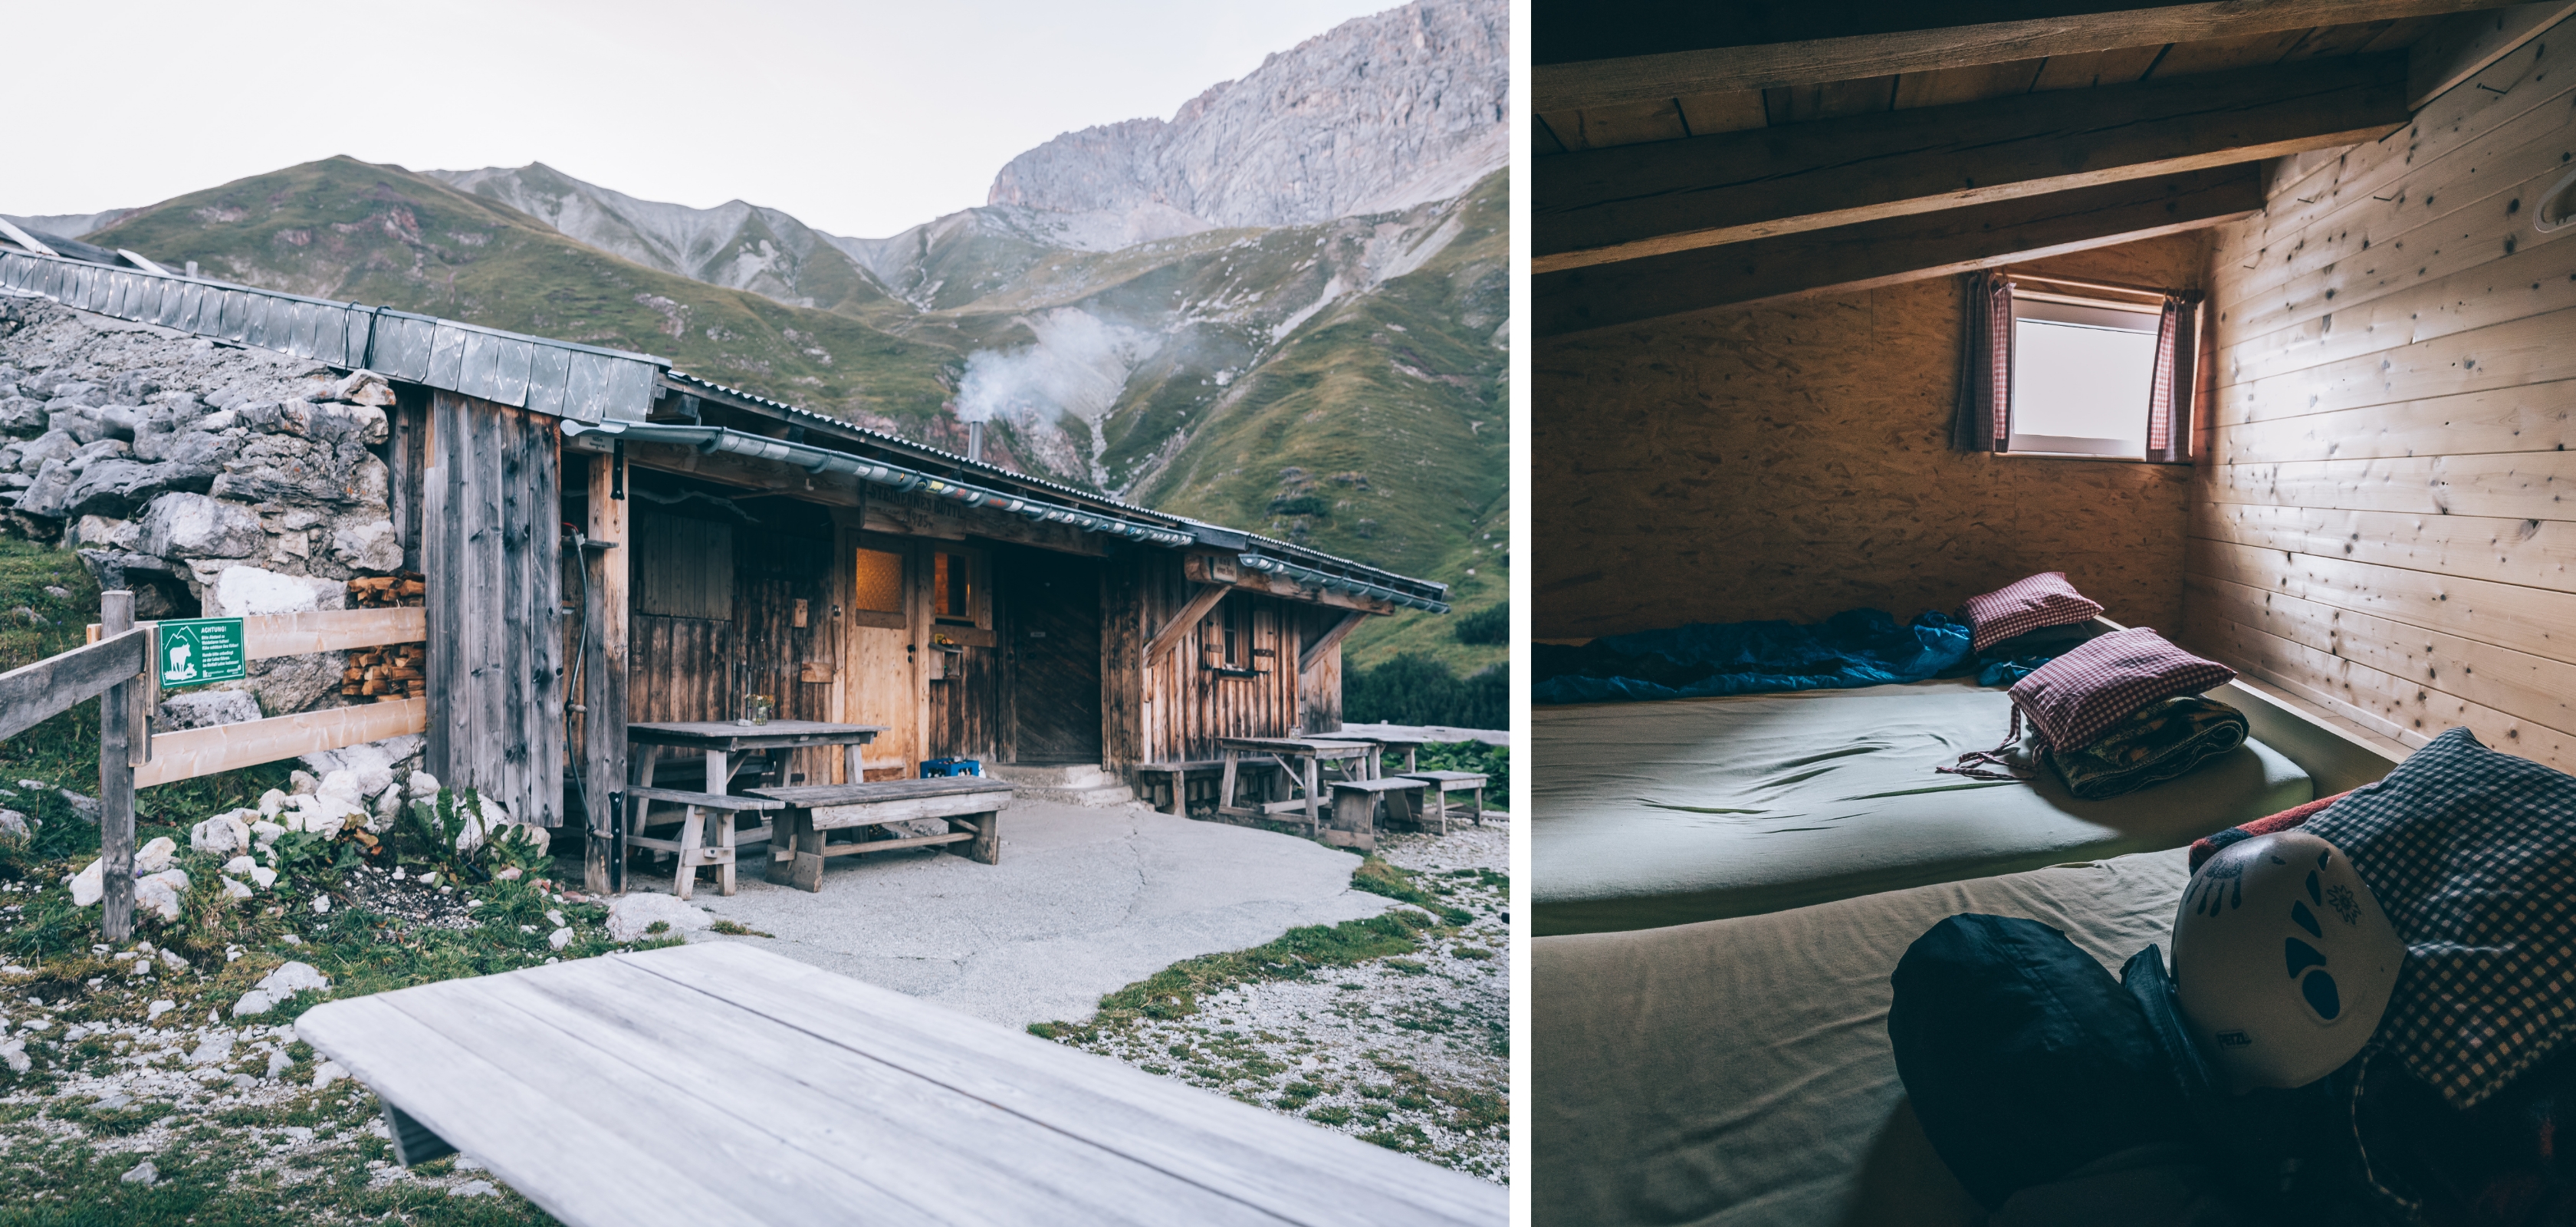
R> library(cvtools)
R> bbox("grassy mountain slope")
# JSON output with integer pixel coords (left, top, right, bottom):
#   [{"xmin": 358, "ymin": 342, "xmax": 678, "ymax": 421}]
[{"xmin": 87, "ymin": 157, "xmax": 958, "ymax": 429}]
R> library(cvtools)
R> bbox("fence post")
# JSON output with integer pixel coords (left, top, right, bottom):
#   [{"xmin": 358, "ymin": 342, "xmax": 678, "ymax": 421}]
[{"xmin": 98, "ymin": 591, "xmax": 136, "ymax": 942}]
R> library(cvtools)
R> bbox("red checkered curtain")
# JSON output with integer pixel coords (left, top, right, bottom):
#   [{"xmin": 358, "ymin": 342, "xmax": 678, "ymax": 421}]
[
  {"xmin": 1951, "ymin": 271, "xmax": 2014, "ymax": 452},
  {"xmin": 2146, "ymin": 294, "xmax": 2198, "ymax": 463}
]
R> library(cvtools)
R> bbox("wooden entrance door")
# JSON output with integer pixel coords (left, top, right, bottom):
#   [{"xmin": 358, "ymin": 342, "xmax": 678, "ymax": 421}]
[
  {"xmin": 842, "ymin": 535, "xmax": 917, "ymax": 781},
  {"xmin": 1005, "ymin": 548, "xmax": 1104, "ymax": 765}
]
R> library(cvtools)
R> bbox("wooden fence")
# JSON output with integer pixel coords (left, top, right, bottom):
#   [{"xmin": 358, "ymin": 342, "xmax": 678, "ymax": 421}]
[{"xmin": 0, "ymin": 597, "xmax": 427, "ymax": 939}]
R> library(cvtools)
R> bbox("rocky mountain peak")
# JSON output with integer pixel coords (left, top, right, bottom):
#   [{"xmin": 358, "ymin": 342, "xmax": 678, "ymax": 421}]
[{"xmin": 985, "ymin": 0, "xmax": 1505, "ymax": 229}]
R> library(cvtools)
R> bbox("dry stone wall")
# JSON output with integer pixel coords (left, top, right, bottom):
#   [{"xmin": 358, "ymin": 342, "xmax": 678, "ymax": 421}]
[{"xmin": 0, "ymin": 294, "xmax": 407, "ymax": 722}]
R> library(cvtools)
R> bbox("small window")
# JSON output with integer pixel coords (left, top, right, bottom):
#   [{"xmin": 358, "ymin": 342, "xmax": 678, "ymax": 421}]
[
  {"xmin": 932, "ymin": 549, "xmax": 978, "ymax": 626},
  {"xmin": 1204, "ymin": 597, "xmax": 1258, "ymax": 674},
  {"xmin": 2008, "ymin": 293, "xmax": 2164, "ymax": 459},
  {"xmin": 852, "ymin": 548, "xmax": 905, "ymax": 616}
]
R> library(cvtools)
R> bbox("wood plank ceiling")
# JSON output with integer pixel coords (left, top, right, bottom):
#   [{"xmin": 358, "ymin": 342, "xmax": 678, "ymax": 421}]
[{"xmin": 1531, "ymin": 1, "xmax": 2565, "ymax": 333}]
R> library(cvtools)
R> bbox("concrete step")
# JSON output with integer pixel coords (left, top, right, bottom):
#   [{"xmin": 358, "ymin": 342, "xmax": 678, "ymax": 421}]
[{"xmin": 984, "ymin": 764, "xmax": 1136, "ymax": 808}]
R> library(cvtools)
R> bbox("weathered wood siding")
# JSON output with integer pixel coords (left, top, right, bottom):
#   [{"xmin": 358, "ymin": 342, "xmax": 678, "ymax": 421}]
[
  {"xmin": 1126, "ymin": 560, "xmax": 1305, "ymax": 765},
  {"xmin": 1532, "ymin": 233, "xmax": 2212, "ymax": 640},
  {"xmin": 2187, "ymin": 27, "xmax": 2576, "ymax": 769},
  {"xmin": 423, "ymin": 392, "xmax": 565, "ymax": 827}
]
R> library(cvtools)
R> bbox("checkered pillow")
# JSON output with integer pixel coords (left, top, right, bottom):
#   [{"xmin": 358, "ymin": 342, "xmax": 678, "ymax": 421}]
[
  {"xmin": 1961, "ymin": 573, "xmax": 2105, "ymax": 652},
  {"xmin": 2307, "ymin": 728, "xmax": 2576, "ymax": 1110},
  {"xmin": 2007, "ymin": 627, "xmax": 2233, "ymax": 752}
]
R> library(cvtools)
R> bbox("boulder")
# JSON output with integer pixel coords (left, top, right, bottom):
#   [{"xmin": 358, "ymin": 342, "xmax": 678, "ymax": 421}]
[
  {"xmin": 606, "ymin": 891, "xmax": 712, "ymax": 942},
  {"xmin": 67, "ymin": 859, "xmax": 102, "ymax": 906},
  {"xmin": 315, "ymin": 770, "xmax": 364, "ymax": 808},
  {"xmin": 140, "ymin": 492, "xmax": 264, "ymax": 559},
  {"xmin": 222, "ymin": 855, "xmax": 257, "ymax": 876},
  {"xmin": 67, "ymin": 515, "xmax": 139, "ymax": 551},
  {"xmin": 135, "ymin": 869, "xmax": 187, "ymax": 922},
  {"xmin": 12, "ymin": 429, "xmax": 77, "ymax": 472},
  {"xmin": 301, "ymin": 735, "xmax": 416, "ymax": 796},
  {"xmin": 209, "ymin": 566, "xmax": 340, "ymax": 617},
  {"xmin": 238, "ymin": 653, "xmax": 344, "ymax": 719},
  {"xmin": 136, "ymin": 836, "xmax": 176, "ymax": 873},
  {"xmin": 160, "ymin": 689, "xmax": 261, "ymax": 731},
  {"xmin": 0, "ymin": 396, "xmax": 44, "ymax": 436},
  {"xmin": 62, "ymin": 458, "xmax": 187, "ymax": 521},
  {"xmin": 190, "ymin": 813, "xmax": 251, "ymax": 855},
  {"xmin": 0, "ymin": 810, "xmax": 26, "ymax": 842},
  {"xmin": 220, "ymin": 877, "xmax": 252, "ymax": 900},
  {"xmin": 48, "ymin": 406, "xmax": 107, "ymax": 445},
  {"xmin": 256, "ymin": 788, "xmax": 287, "ymax": 817},
  {"xmin": 331, "ymin": 371, "xmax": 398, "ymax": 408},
  {"xmin": 405, "ymin": 770, "xmax": 440, "ymax": 799},
  {"xmin": 248, "ymin": 820, "xmax": 284, "ymax": 850},
  {"xmin": 330, "ymin": 518, "xmax": 402, "ymax": 571},
  {"xmin": 14, "ymin": 458, "xmax": 72, "ymax": 518}
]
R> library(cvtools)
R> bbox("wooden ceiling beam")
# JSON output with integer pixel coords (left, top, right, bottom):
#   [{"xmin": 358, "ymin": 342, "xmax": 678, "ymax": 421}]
[
  {"xmin": 1536, "ymin": 54, "xmax": 2405, "ymax": 274},
  {"xmin": 1534, "ymin": 0, "xmax": 2522, "ymax": 112},
  {"xmin": 1534, "ymin": 166, "xmax": 2262, "ymax": 337}
]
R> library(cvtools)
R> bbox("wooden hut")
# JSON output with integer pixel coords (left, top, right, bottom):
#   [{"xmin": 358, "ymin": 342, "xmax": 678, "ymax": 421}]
[{"xmin": 0, "ymin": 248, "xmax": 1449, "ymax": 890}]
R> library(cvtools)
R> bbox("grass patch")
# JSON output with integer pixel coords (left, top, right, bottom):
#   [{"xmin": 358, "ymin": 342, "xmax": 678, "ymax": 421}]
[
  {"xmin": 1031, "ymin": 905, "xmax": 1439, "ymax": 1042},
  {"xmin": 1350, "ymin": 857, "xmax": 1474, "ymax": 925},
  {"xmin": 708, "ymin": 919, "xmax": 772, "ymax": 938}
]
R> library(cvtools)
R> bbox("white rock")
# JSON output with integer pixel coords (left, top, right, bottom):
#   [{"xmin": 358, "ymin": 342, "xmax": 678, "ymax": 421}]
[
  {"xmin": 311, "ymin": 1059, "xmax": 345, "ymax": 1089},
  {"xmin": 406, "ymin": 770, "xmax": 440, "ymax": 800},
  {"xmin": 544, "ymin": 909, "xmax": 564, "ymax": 927},
  {"xmin": 222, "ymin": 855, "xmax": 256, "ymax": 875},
  {"xmin": 548, "ymin": 926, "xmax": 573, "ymax": 950},
  {"xmin": 159, "ymin": 689, "xmax": 261, "ymax": 731},
  {"xmin": 316, "ymin": 770, "xmax": 363, "ymax": 808},
  {"xmin": 257, "ymin": 788, "xmax": 287, "ymax": 818},
  {"xmin": 0, "ymin": 810, "xmax": 26, "ymax": 842},
  {"xmin": 208, "ymin": 565, "xmax": 340, "ymax": 617},
  {"xmin": 310, "ymin": 894, "xmax": 330, "ymax": 915},
  {"xmin": 332, "ymin": 519, "xmax": 403, "ymax": 571},
  {"xmin": 265, "ymin": 1050, "xmax": 292, "ymax": 1080},
  {"xmin": 146, "ymin": 999, "xmax": 176, "ymax": 1021},
  {"xmin": 191, "ymin": 813, "xmax": 252, "ymax": 855},
  {"xmin": 0, "ymin": 1040, "xmax": 24, "ymax": 1074},
  {"xmin": 450, "ymin": 1180, "xmax": 500, "ymax": 1199},
  {"xmin": 249, "ymin": 866, "xmax": 276, "ymax": 889},
  {"xmin": 67, "ymin": 859, "xmax": 103, "ymax": 906},
  {"xmin": 158, "ymin": 947, "xmax": 189, "ymax": 972},
  {"xmin": 136, "ymin": 870, "xmax": 187, "ymax": 921},
  {"xmin": 221, "ymin": 877, "xmax": 252, "ymax": 900},
  {"xmin": 135, "ymin": 836, "xmax": 176, "ymax": 873},
  {"xmin": 186, "ymin": 1032, "xmax": 235, "ymax": 1065},
  {"xmin": 248, "ymin": 819, "xmax": 284, "ymax": 849},
  {"xmin": 120, "ymin": 1160, "xmax": 156, "ymax": 1185},
  {"xmin": 606, "ymin": 892, "xmax": 712, "ymax": 942},
  {"xmin": 370, "ymin": 785, "xmax": 405, "ymax": 831},
  {"xmin": 261, "ymin": 960, "xmax": 330, "ymax": 996},
  {"xmin": 289, "ymin": 770, "xmax": 319, "ymax": 796}
]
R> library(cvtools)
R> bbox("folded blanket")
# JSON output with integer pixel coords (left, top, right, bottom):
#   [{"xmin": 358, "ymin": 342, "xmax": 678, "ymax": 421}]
[
  {"xmin": 1532, "ymin": 608, "xmax": 1971, "ymax": 704},
  {"xmin": 2048, "ymin": 696, "xmax": 2249, "ymax": 801},
  {"xmin": 2187, "ymin": 791, "xmax": 2350, "ymax": 870}
]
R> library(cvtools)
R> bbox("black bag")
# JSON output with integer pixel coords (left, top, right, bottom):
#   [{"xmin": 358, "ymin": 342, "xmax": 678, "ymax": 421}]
[{"xmin": 1889, "ymin": 914, "xmax": 2216, "ymax": 1209}]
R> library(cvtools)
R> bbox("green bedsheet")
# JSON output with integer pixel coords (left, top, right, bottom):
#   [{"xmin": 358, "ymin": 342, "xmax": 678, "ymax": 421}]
[{"xmin": 1533, "ymin": 678, "xmax": 2311, "ymax": 936}]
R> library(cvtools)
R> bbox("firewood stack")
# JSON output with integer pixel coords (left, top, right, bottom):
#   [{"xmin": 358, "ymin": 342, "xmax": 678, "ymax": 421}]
[
  {"xmin": 347, "ymin": 572, "xmax": 426, "ymax": 607},
  {"xmin": 343, "ymin": 643, "xmax": 427, "ymax": 701}
]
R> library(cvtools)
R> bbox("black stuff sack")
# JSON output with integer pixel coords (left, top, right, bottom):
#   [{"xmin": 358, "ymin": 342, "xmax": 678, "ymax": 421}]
[{"xmin": 1889, "ymin": 913, "xmax": 2214, "ymax": 1209}]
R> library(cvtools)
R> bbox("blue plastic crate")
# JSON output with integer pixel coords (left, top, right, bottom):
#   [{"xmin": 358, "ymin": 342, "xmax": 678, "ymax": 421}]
[{"xmin": 919, "ymin": 758, "xmax": 984, "ymax": 778}]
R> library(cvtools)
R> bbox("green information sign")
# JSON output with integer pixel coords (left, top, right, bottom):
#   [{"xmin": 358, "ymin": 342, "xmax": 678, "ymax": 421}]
[{"xmin": 157, "ymin": 617, "xmax": 247, "ymax": 688}]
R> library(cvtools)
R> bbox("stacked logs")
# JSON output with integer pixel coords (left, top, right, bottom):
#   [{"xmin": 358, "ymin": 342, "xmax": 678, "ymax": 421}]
[
  {"xmin": 343, "ymin": 643, "xmax": 427, "ymax": 701},
  {"xmin": 347, "ymin": 572, "xmax": 426, "ymax": 607}
]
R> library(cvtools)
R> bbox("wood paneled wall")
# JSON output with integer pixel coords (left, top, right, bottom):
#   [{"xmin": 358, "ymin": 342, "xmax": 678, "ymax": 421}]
[
  {"xmin": 2187, "ymin": 25, "xmax": 2576, "ymax": 769},
  {"xmin": 423, "ymin": 392, "xmax": 564, "ymax": 827},
  {"xmin": 1107, "ymin": 555, "xmax": 1309, "ymax": 768},
  {"xmin": 1533, "ymin": 235, "xmax": 2212, "ymax": 640}
]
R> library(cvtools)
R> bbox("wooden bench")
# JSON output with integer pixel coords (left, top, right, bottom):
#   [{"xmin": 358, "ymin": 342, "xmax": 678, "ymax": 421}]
[
  {"xmin": 750, "ymin": 778, "xmax": 1013, "ymax": 893},
  {"xmin": 1396, "ymin": 770, "xmax": 1488, "ymax": 834},
  {"xmin": 295, "ymin": 943, "xmax": 1503, "ymax": 1225},
  {"xmin": 1326, "ymin": 778, "xmax": 1426, "ymax": 852},
  {"xmin": 1134, "ymin": 759, "xmax": 1276, "ymax": 815},
  {"xmin": 623, "ymin": 787, "xmax": 784, "ymax": 900}
]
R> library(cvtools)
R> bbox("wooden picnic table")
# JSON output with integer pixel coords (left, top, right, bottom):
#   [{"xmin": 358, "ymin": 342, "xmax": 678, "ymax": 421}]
[
  {"xmin": 1215, "ymin": 736, "xmax": 1380, "ymax": 831},
  {"xmin": 295, "ymin": 942, "xmax": 1504, "ymax": 1226},
  {"xmin": 626, "ymin": 720, "xmax": 887, "ymax": 795}
]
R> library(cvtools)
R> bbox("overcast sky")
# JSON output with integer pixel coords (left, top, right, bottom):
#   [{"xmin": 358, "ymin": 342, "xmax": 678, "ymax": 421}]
[{"xmin": 9, "ymin": 0, "xmax": 1395, "ymax": 238}]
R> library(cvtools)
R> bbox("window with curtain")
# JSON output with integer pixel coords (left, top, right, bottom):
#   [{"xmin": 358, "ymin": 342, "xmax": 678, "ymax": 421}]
[{"xmin": 1952, "ymin": 271, "xmax": 2198, "ymax": 463}]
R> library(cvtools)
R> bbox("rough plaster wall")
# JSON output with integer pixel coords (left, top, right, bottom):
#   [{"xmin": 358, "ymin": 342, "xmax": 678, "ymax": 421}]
[{"xmin": 1533, "ymin": 232, "xmax": 2212, "ymax": 641}]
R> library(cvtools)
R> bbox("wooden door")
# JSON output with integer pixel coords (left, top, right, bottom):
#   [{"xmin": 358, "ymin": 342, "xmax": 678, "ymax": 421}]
[
  {"xmin": 1006, "ymin": 548, "xmax": 1104, "ymax": 765},
  {"xmin": 843, "ymin": 535, "xmax": 918, "ymax": 781}
]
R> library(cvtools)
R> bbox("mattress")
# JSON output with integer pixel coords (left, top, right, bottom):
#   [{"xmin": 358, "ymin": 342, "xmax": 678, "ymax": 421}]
[
  {"xmin": 1533, "ymin": 849, "xmax": 2196, "ymax": 1227},
  {"xmin": 1533, "ymin": 678, "xmax": 2310, "ymax": 935}
]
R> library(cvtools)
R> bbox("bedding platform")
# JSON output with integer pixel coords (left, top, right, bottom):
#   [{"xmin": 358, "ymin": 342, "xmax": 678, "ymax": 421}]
[
  {"xmin": 1533, "ymin": 848, "xmax": 2196, "ymax": 1227},
  {"xmin": 1534, "ymin": 678, "xmax": 2310, "ymax": 935}
]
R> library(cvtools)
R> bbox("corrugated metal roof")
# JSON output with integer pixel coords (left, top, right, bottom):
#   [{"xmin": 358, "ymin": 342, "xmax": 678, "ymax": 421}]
[{"xmin": 0, "ymin": 248, "xmax": 668, "ymax": 423}]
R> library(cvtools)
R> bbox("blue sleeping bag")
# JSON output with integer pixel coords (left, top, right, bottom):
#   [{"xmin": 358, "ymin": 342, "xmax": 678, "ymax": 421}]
[{"xmin": 1531, "ymin": 608, "xmax": 1972, "ymax": 704}]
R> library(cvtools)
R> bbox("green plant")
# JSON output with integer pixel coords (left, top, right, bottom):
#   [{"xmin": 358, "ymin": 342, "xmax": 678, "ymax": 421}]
[
  {"xmin": 1451, "ymin": 602, "xmax": 1507, "ymax": 645},
  {"xmin": 484, "ymin": 823, "xmax": 551, "ymax": 875},
  {"xmin": 1346, "ymin": 655, "xmax": 1506, "ymax": 731}
]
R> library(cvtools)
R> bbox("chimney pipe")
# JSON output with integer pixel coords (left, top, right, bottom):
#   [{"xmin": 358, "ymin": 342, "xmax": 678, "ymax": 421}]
[{"xmin": 967, "ymin": 420, "xmax": 984, "ymax": 463}]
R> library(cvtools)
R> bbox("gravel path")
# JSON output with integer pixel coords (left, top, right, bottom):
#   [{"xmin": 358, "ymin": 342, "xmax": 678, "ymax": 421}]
[{"xmin": 1045, "ymin": 818, "xmax": 1511, "ymax": 1183}]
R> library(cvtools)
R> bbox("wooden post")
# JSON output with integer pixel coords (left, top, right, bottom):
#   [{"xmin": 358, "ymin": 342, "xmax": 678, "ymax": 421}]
[
  {"xmin": 584, "ymin": 450, "xmax": 631, "ymax": 893},
  {"xmin": 98, "ymin": 591, "xmax": 136, "ymax": 942}
]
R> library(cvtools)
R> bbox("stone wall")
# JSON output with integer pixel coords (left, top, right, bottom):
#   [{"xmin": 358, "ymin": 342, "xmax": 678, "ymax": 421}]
[{"xmin": 0, "ymin": 294, "xmax": 406, "ymax": 721}]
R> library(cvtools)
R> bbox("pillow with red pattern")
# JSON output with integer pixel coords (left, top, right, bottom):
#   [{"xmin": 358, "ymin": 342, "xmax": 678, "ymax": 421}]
[
  {"xmin": 2010, "ymin": 627, "xmax": 2235, "ymax": 752},
  {"xmin": 1961, "ymin": 572, "xmax": 2106, "ymax": 652}
]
